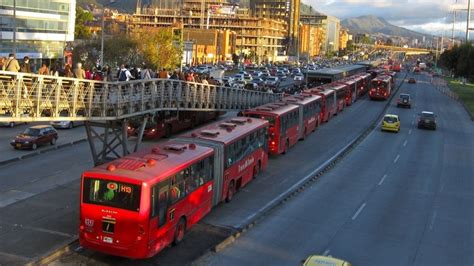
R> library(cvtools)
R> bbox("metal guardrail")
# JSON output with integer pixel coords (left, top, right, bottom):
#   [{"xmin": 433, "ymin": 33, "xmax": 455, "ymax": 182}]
[{"xmin": 0, "ymin": 71, "xmax": 282, "ymax": 122}]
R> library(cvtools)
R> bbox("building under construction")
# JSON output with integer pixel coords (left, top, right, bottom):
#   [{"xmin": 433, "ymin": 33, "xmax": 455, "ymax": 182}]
[{"xmin": 132, "ymin": 0, "xmax": 287, "ymax": 63}]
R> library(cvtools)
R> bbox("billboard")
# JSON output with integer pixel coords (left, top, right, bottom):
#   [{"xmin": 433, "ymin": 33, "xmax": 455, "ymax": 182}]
[{"xmin": 209, "ymin": 5, "xmax": 238, "ymax": 15}]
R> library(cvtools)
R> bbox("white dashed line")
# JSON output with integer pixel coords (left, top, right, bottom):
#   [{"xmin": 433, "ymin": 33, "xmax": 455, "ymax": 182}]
[
  {"xmin": 411, "ymin": 120, "xmax": 415, "ymax": 125},
  {"xmin": 429, "ymin": 212, "xmax": 437, "ymax": 230},
  {"xmin": 394, "ymin": 154, "xmax": 400, "ymax": 163},
  {"xmin": 352, "ymin": 203, "xmax": 367, "ymax": 220},
  {"xmin": 378, "ymin": 174, "xmax": 388, "ymax": 186},
  {"xmin": 403, "ymin": 140, "xmax": 408, "ymax": 147},
  {"xmin": 409, "ymin": 129, "xmax": 412, "ymax": 135},
  {"xmin": 323, "ymin": 249, "xmax": 330, "ymax": 256},
  {"xmin": 440, "ymin": 183, "xmax": 445, "ymax": 193}
]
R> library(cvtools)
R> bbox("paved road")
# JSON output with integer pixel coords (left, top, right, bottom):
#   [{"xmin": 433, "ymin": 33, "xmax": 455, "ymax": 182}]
[
  {"xmin": 0, "ymin": 123, "xmax": 87, "ymax": 163},
  {"xmin": 33, "ymin": 75, "xmax": 403, "ymax": 265},
  {"xmin": 197, "ymin": 73, "xmax": 474, "ymax": 265}
]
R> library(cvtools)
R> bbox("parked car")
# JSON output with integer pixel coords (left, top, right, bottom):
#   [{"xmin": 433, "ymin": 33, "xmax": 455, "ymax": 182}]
[
  {"xmin": 0, "ymin": 113, "xmax": 28, "ymax": 127},
  {"xmin": 51, "ymin": 114, "xmax": 84, "ymax": 129},
  {"xmin": 293, "ymin": 73, "xmax": 304, "ymax": 81},
  {"xmin": 265, "ymin": 76, "xmax": 280, "ymax": 87},
  {"xmin": 418, "ymin": 111, "xmax": 437, "ymax": 130},
  {"xmin": 11, "ymin": 125, "xmax": 58, "ymax": 150}
]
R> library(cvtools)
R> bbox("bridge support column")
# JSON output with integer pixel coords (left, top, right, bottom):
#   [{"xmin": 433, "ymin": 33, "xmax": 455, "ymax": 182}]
[{"xmin": 84, "ymin": 116, "xmax": 148, "ymax": 166}]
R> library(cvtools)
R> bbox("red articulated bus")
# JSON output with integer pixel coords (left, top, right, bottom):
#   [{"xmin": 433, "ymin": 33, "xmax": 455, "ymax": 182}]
[
  {"xmin": 354, "ymin": 73, "xmax": 372, "ymax": 96},
  {"xmin": 369, "ymin": 75, "xmax": 392, "ymax": 100},
  {"xmin": 305, "ymin": 87, "xmax": 337, "ymax": 123},
  {"xmin": 283, "ymin": 93, "xmax": 322, "ymax": 140},
  {"xmin": 128, "ymin": 111, "xmax": 221, "ymax": 139},
  {"xmin": 243, "ymin": 102, "xmax": 300, "ymax": 155},
  {"xmin": 321, "ymin": 83, "xmax": 347, "ymax": 114},
  {"xmin": 177, "ymin": 117, "xmax": 269, "ymax": 203},
  {"xmin": 80, "ymin": 117, "xmax": 269, "ymax": 259},
  {"xmin": 80, "ymin": 141, "xmax": 216, "ymax": 259}
]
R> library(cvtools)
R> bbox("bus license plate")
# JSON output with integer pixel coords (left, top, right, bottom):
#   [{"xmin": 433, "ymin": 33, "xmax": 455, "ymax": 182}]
[{"xmin": 103, "ymin": 236, "xmax": 113, "ymax": 243}]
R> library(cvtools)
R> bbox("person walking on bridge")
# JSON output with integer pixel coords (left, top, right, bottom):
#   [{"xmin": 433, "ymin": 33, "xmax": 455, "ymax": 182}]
[
  {"xmin": 2, "ymin": 53, "xmax": 20, "ymax": 72},
  {"xmin": 20, "ymin": 56, "xmax": 32, "ymax": 73},
  {"xmin": 74, "ymin": 63, "xmax": 86, "ymax": 79}
]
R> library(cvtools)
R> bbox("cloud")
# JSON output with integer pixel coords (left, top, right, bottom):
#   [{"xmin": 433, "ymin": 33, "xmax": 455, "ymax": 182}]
[{"xmin": 302, "ymin": 0, "xmax": 469, "ymax": 35}]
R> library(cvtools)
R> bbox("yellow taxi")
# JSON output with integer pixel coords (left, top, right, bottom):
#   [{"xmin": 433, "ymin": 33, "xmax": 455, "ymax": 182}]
[
  {"xmin": 303, "ymin": 255, "xmax": 351, "ymax": 266},
  {"xmin": 381, "ymin": 114, "xmax": 400, "ymax": 133}
]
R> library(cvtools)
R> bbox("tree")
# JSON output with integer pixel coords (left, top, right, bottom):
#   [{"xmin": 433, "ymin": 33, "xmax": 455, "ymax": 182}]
[
  {"xmin": 134, "ymin": 28, "xmax": 181, "ymax": 71},
  {"xmin": 75, "ymin": 7, "xmax": 94, "ymax": 39},
  {"xmin": 439, "ymin": 42, "xmax": 474, "ymax": 81}
]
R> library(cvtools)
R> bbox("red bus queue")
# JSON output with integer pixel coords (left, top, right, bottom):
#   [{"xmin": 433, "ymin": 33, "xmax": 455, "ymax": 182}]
[
  {"xmin": 79, "ymin": 66, "xmax": 390, "ymax": 259},
  {"xmin": 80, "ymin": 117, "xmax": 269, "ymax": 258}
]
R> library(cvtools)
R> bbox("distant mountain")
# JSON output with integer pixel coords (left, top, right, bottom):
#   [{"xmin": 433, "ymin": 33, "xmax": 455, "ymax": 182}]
[{"xmin": 342, "ymin": 15, "xmax": 428, "ymax": 40}]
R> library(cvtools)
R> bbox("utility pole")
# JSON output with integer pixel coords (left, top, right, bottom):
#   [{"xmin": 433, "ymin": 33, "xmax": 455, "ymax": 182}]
[
  {"xmin": 13, "ymin": 0, "xmax": 17, "ymax": 55},
  {"xmin": 467, "ymin": 0, "xmax": 471, "ymax": 42}
]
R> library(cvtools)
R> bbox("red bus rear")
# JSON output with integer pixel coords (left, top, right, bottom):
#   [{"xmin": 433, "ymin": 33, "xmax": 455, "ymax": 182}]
[
  {"xmin": 305, "ymin": 88, "xmax": 336, "ymax": 123},
  {"xmin": 337, "ymin": 78, "xmax": 357, "ymax": 106},
  {"xmin": 354, "ymin": 73, "xmax": 372, "ymax": 96},
  {"xmin": 283, "ymin": 93, "xmax": 322, "ymax": 139},
  {"xmin": 177, "ymin": 117, "xmax": 269, "ymax": 202},
  {"xmin": 369, "ymin": 75, "xmax": 392, "ymax": 100},
  {"xmin": 80, "ymin": 141, "xmax": 215, "ymax": 258},
  {"xmin": 243, "ymin": 102, "xmax": 300, "ymax": 155}
]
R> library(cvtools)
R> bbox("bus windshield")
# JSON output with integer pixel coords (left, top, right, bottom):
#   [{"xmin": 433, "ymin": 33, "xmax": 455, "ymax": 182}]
[
  {"xmin": 83, "ymin": 178, "xmax": 141, "ymax": 212},
  {"xmin": 246, "ymin": 114, "xmax": 275, "ymax": 126}
]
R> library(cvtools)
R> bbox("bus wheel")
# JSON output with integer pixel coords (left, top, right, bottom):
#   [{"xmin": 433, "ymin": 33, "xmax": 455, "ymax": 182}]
[
  {"xmin": 282, "ymin": 140, "xmax": 289, "ymax": 155},
  {"xmin": 253, "ymin": 161, "xmax": 261, "ymax": 179},
  {"xmin": 226, "ymin": 181, "xmax": 235, "ymax": 202},
  {"xmin": 165, "ymin": 125, "xmax": 172, "ymax": 138},
  {"xmin": 173, "ymin": 217, "xmax": 186, "ymax": 245}
]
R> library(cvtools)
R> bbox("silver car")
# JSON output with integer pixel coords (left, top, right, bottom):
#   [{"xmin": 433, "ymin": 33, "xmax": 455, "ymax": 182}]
[{"xmin": 50, "ymin": 115, "xmax": 84, "ymax": 129}]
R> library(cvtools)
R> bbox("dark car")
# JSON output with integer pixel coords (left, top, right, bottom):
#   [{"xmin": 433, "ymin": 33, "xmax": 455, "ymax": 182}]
[
  {"xmin": 408, "ymin": 78, "xmax": 416, "ymax": 84},
  {"xmin": 418, "ymin": 111, "xmax": 437, "ymax": 130},
  {"xmin": 11, "ymin": 125, "xmax": 58, "ymax": 150},
  {"xmin": 397, "ymin": 93, "xmax": 411, "ymax": 108}
]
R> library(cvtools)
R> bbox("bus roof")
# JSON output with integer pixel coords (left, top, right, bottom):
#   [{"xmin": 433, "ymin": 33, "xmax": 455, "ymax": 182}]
[
  {"xmin": 372, "ymin": 75, "xmax": 392, "ymax": 82},
  {"xmin": 245, "ymin": 101, "xmax": 299, "ymax": 117},
  {"xmin": 283, "ymin": 93, "xmax": 321, "ymax": 106},
  {"xmin": 181, "ymin": 116, "xmax": 269, "ymax": 145},
  {"xmin": 83, "ymin": 141, "xmax": 214, "ymax": 183},
  {"xmin": 305, "ymin": 87, "xmax": 334, "ymax": 97},
  {"xmin": 322, "ymin": 83, "xmax": 346, "ymax": 91}
]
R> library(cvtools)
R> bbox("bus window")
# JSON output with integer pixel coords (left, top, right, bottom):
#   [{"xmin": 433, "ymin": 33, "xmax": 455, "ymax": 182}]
[
  {"xmin": 83, "ymin": 178, "xmax": 141, "ymax": 212},
  {"xmin": 170, "ymin": 174, "xmax": 185, "ymax": 204}
]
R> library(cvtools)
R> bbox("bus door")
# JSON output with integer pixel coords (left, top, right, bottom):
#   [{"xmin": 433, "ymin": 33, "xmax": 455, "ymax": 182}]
[
  {"xmin": 150, "ymin": 179, "xmax": 171, "ymax": 246},
  {"xmin": 297, "ymin": 104, "xmax": 304, "ymax": 139},
  {"xmin": 174, "ymin": 138, "xmax": 224, "ymax": 206}
]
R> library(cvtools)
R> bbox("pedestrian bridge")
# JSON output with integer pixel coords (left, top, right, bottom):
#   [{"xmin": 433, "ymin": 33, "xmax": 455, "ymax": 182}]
[{"xmin": 0, "ymin": 71, "xmax": 281, "ymax": 122}]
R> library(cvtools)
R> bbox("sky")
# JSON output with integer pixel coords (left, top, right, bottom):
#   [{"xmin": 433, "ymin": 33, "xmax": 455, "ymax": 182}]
[{"xmin": 304, "ymin": 0, "xmax": 472, "ymax": 37}]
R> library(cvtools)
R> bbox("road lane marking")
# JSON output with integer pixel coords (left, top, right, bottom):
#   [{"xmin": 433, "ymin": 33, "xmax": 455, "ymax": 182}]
[
  {"xmin": 411, "ymin": 120, "xmax": 415, "ymax": 125},
  {"xmin": 409, "ymin": 129, "xmax": 412, "ymax": 135},
  {"xmin": 394, "ymin": 154, "xmax": 400, "ymax": 163},
  {"xmin": 323, "ymin": 249, "xmax": 330, "ymax": 256},
  {"xmin": 378, "ymin": 174, "xmax": 388, "ymax": 186},
  {"xmin": 429, "ymin": 212, "xmax": 437, "ymax": 230},
  {"xmin": 440, "ymin": 183, "xmax": 445, "ymax": 193},
  {"xmin": 352, "ymin": 203, "xmax": 367, "ymax": 220},
  {"xmin": 403, "ymin": 140, "xmax": 408, "ymax": 147}
]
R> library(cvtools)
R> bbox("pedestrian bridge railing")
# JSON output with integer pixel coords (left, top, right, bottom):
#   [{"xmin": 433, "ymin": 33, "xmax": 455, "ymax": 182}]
[{"xmin": 0, "ymin": 71, "xmax": 282, "ymax": 122}]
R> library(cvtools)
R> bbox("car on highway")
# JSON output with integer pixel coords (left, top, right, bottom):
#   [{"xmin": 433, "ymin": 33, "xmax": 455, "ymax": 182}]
[
  {"xmin": 10, "ymin": 125, "xmax": 58, "ymax": 150},
  {"xmin": 243, "ymin": 73, "xmax": 253, "ymax": 82},
  {"xmin": 251, "ymin": 78, "xmax": 265, "ymax": 89},
  {"xmin": 418, "ymin": 111, "xmax": 437, "ymax": 130},
  {"xmin": 276, "ymin": 71, "xmax": 287, "ymax": 81},
  {"xmin": 0, "ymin": 113, "xmax": 28, "ymax": 127},
  {"xmin": 408, "ymin": 77, "xmax": 416, "ymax": 84},
  {"xmin": 397, "ymin": 93, "xmax": 411, "ymax": 108},
  {"xmin": 265, "ymin": 76, "xmax": 280, "ymax": 87},
  {"xmin": 381, "ymin": 114, "xmax": 400, "ymax": 133},
  {"xmin": 302, "ymin": 255, "xmax": 351, "ymax": 266},
  {"xmin": 234, "ymin": 80, "xmax": 247, "ymax": 89}
]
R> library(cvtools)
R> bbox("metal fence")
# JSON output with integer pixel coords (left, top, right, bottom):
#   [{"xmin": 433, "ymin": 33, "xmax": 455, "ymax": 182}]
[{"xmin": 0, "ymin": 71, "xmax": 282, "ymax": 122}]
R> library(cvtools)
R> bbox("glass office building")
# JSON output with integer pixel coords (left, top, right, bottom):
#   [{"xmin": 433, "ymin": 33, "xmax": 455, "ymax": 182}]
[{"xmin": 0, "ymin": 0, "xmax": 76, "ymax": 60}]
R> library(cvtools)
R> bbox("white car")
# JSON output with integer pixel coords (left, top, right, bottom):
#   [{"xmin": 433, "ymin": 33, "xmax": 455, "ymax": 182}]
[
  {"xmin": 294, "ymin": 74, "xmax": 304, "ymax": 81},
  {"xmin": 51, "ymin": 115, "xmax": 84, "ymax": 129},
  {"xmin": 0, "ymin": 113, "xmax": 28, "ymax": 127}
]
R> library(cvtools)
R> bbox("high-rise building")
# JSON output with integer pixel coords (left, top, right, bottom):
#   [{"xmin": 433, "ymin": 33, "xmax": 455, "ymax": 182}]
[
  {"xmin": 250, "ymin": 0, "xmax": 300, "ymax": 55},
  {"xmin": 0, "ymin": 0, "xmax": 76, "ymax": 60}
]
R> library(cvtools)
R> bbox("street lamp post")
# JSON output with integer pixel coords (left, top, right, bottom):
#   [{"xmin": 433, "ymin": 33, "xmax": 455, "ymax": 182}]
[
  {"xmin": 100, "ymin": 1, "xmax": 116, "ymax": 67},
  {"xmin": 13, "ymin": 0, "xmax": 17, "ymax": 55}
]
